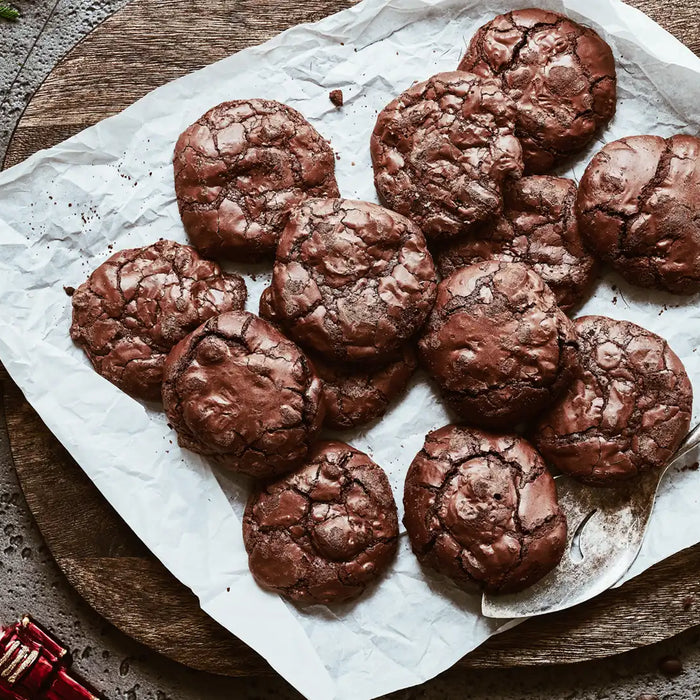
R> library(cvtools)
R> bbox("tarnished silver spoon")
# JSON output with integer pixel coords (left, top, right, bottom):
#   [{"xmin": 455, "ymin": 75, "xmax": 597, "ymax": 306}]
[{"xmin": 482, "ymin": 423, "xmax": 700, "ymax": 619}]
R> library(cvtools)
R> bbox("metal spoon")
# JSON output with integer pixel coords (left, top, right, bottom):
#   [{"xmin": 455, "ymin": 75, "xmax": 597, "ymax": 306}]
[{"xmin": 482, "ymin": 423, "xmax": 700, "ymax": 619}]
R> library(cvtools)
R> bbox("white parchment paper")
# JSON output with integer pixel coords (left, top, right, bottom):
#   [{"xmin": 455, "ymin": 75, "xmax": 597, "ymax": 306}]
[{"xmin": 1, "ymin": 0, "xmax": 700, "ymax": 697}]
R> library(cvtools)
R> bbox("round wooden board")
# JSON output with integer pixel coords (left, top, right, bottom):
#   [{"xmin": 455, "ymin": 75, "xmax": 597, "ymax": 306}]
[{"xmin": 4, "ymin": 0, "xmax": 700, "ymax": 679}]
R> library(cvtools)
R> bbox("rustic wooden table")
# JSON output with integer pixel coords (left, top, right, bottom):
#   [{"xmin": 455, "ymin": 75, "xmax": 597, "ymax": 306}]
[{"xmin": 4, "ymin": 0, "xmax": 700, "ymax": 682}]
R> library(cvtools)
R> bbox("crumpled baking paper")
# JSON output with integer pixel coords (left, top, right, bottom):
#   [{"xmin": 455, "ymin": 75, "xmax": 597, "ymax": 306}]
[{"xmin": 0, "ymin": 0, "xmax": 699, "ymax": 697}]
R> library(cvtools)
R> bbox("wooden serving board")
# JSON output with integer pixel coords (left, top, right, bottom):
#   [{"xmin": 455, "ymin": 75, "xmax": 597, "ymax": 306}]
[{"xmin": 4, "ymin": 0, "xmax": 700, "ymax": 679}]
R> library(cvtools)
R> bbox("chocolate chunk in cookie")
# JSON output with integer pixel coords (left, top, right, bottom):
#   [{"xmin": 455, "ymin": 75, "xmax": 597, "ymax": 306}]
[
  {"xmin": 174, "ymin": 99, "xmax": 339, "ymax": 261},
  {"xmin": 418, "ymin": 261, "xmax": 578, "ymax": 428},
  {"xmin": 371, "ymin": 71, "xmax": 523, "ymax": 242},
  {"xmin": 403, "ymin": 425, "xmax": 567, "ymax": 593},
  {"xmin": 436, "ymin": 176, "xmax": 596, "ymax": 313},
  {"xmin": 70, "ymin": 240, "xmax": 246, "ymax": 400},
  {"xmin": 577, "ymin": 135, "xmax": 700, "ymax": 295},
  {"xmin": 243, "ymin": 440, "xmax": 399, "ymax": 603},
  {"xmin": 459, "ymin": 9, "xmax": 616, "ymax": 173},
  {"xmin": 533, "ymin": 315, "xmax": 692, "ymax": 485},
  {"xmin": 162, "ymin": 311, "xmax": 324, "ymax": 478},
  {"xmin": 269, "ymin": 198, "xmax": 437, "ymax": 363}
]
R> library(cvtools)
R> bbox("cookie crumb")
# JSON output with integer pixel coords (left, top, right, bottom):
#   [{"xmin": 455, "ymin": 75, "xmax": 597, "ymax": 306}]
[
  {"xmin": 329, "ymin": 89, "xmax": 343, "ymax": 107},
  {"xmin": 63, "ymin": 286, "xmax": 75, "ymax": 296},
  {"xmin": 657, "ymin": 656, "xmax": 683, "ymax": 676}
]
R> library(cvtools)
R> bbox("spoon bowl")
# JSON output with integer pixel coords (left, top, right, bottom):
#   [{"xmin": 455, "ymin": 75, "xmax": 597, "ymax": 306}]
[{"xmin": 482, "ymin": 424, "xmax": 700, "ymax": 619}]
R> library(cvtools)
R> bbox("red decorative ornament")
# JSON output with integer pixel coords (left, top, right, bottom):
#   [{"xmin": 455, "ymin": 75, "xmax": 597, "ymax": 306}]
[{"xmin": 0, "ymin": 616, "xmax": 100, "ymax": 699}]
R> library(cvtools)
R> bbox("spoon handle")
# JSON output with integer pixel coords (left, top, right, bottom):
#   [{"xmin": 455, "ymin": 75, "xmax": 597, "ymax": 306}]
[{"xmin": 673, "ymin": 422, "xmax": 700, "ymax": 462}]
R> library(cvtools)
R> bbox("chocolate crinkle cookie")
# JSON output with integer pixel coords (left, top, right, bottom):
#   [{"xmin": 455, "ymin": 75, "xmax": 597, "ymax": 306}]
[
  {"xmin": 577, "ymin": 134, "xmax": 700, "ymax": 295},
  {"xmin": 243, "ymin": 441, "xmax": 399, "ymax": 604},
  {"xmin": 259, "ymin": 287, "xmax": 418, "ymax": 430},
  {"xmin": 162, "ymin": 311, "xmax": 324, "ymax": 478},
  {"xmin": 312, "ymin": 346, "xmax": 418, "ymax": 431},
  {"xmin": 403, "ymin": 425, "xmax": 567, "ymax": 593},
  {"xmin": 437, "ymin": 176, "xmax": 596, "ymax": 313},
  {"xmin": 268, "ymin": 198, "xmax": 437, "ymax": 363},
  {"xmin": 459, "ymin": 8, "xmax": 616, "ymax": 173},
  {"xmin": 174, "ymin": 99, "xmax": 339, "ymax": 261},
  {"xmin": 533, "ymin": 315, "xmax": 692, "ymax": 486},
  {"xmin": 371, "ymin": 71, "xmax": 523, "ymax": 242},
  {"xmin": 419, "ymin": 261, "xmax": 578, "ymax": 428},
  {"xmin": 70, "ymin": 239, "xmax": 246, "ymax": 401}
]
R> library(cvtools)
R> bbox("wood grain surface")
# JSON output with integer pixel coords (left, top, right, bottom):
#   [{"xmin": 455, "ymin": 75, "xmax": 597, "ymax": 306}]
[{"xmin": 3, "ymin": 0, "xmax": 700, "ymax": 679}]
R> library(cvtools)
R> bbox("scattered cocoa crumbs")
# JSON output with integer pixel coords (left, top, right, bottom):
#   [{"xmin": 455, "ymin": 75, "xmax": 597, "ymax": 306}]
[
  {"xmin": 63, "ymin": 286, "xmax": 75, "ymax": 296},
  {"xmin": 329, "ymin": 89, "xmax": 343, "ymax": 107}
]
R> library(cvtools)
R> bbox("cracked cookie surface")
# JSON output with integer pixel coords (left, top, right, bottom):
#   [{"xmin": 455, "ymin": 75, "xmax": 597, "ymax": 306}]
[
  {"xmin": 313, "ymin": 346, "xmax": 418, "ymax": 431},
  {"xmin": 162, "ymin": 311, "xmax": 324, "ymax": 478},
  {"xmin": 371, "ymin": 71, "xmax": 523, "ymax": 242},
  {"xmin": 269, "ymin": 198, "xmax": 437, "ymax": 363},
  {"xmin": 459, "ymin": 8, "xmax": 616, "ymax": 173},
  {"xmin": 243, "ymin": 440, "xmax": 399, "ymax": 603},
  {"xmin": 259, "ymin": 287, "xmax": 418, "ymax": 430},
  {"xmin": 174, "ymin": 99, "xmax": 339, "ymax": 261},
  {"xmin": 403, "ymin": 425, "xmax": 567, "ymax": 593},
  {"xmin": 436, "ymin": 176, "xmax": 596, "ymax": 313},
  {"xmin": 418, "ymin": 261, "xmax": 578, "ymax": 428},
  {"xmin": 576, "ymin": 134, "xmax": 700, "ymax": 294},
  {"xmin": 70, "ymin": 239, "xmax": 246, "ymax": 401},
  {"xmin": 533, "ymin": 315, "xmax": 692, "ymax": 485}
]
